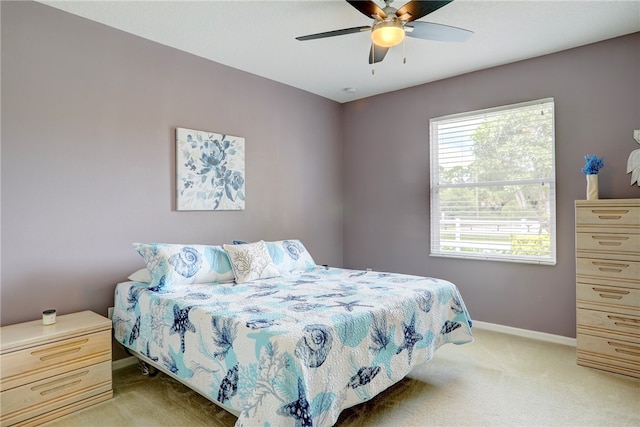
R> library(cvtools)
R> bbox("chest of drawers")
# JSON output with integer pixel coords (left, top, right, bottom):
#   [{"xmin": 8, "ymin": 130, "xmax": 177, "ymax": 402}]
[
  {"xmin": 0, "ymin": 311, "xmax": 112, "ymax": 426},
  {"xmin": 575, "ymin": 199, "xmax": 640, "ymax": 378}
]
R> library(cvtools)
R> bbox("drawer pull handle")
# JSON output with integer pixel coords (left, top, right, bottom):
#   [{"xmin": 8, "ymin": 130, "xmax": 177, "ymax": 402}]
[
  {"xmin": 591, "ymin": 209, "xmax": 629, "ymax": 220},
  {"xmin": 591, "ymin": 261, "xmax": 629, "ymax": 273},
  {"xmin": 592, "ymin": 287, "xmax": 629, "ymax": 295},
  {"xmin": 598, "ymin": 294, "xmax": 623, "ymax": 300},
  {"xmin": 31, "ymin": 370, "xmax": 88, "ymax": 395},
  {"xmin": 592, "ymin": 235, "xmax": 629, "ymax": 241},
  {"xmin": 608, "ymin": 315, "xmax": 640, "ymax": 330},
  {"xmin": 591, "ymin": 235, "xmax": 627, "ymax": 246},
  {"xmin": 39, "ymin": 380, "xmax": 83, "ymax": 396},
  {"xmin": 31, "ymin": 338, "xmax": 89, "ymax": 361},
  {"xmin": 592, "ymin": 262, "xmax": 629, "ymax": 267},
  {"xmin": 614, "ymin": 348, "xmax": 640, "ymax": 357},
  {"xmin": 39, "ymin": 347, "xmax": 82, "ymax": 361},
  {"xmin": 593, "ymin": 287, "xmax": 628, "ymax": 300},
  {"xmin": 597, "ymin": 241, "xmax": 622, "ymax": 247},
  {"xmin": 608, "ymin": 341, "xmax": 640, "ymax": 357}
]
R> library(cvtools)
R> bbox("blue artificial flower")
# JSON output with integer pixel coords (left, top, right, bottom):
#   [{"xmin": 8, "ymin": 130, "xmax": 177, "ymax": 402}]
[{"xmin": 581, "ymin": 155, "xmax": 604, "ymax": 175}]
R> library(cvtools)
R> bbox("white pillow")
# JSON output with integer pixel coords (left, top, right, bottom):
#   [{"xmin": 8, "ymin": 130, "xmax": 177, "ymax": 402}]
[
  {"xmin": 223, "ymin": 240, "xmax": 281, "ymax": 284},
  {"xmin": 128, "ymin": 268, "xmax": 151, "ymax": 283}
]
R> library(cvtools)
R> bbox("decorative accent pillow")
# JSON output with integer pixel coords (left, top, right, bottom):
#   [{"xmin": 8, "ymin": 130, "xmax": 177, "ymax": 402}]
[
  {"xmin": 127, "ymin": 268, "xmax": 151, "ymax": 283},
  {"xmin": 265, "ymin": 239, "xmax": 317, "ymax": 274},
  {"xmin": 223, "ymin": 240, "xmax": 281, "ymax": 284},
  {"xmin": 133, "ymin": 243, "xmax": 234, "ymax": 290}
]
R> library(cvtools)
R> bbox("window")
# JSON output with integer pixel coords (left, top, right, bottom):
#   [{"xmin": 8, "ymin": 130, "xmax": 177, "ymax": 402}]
[{"xmin": 429, "ymin": 98, "xmax": 556, "ymax": 264}]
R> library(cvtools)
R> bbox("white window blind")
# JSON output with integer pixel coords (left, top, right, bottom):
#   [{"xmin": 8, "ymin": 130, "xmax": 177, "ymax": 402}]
[{"xmin": 429, "ymin": 98, "xmax": 556, "ymax": 264}]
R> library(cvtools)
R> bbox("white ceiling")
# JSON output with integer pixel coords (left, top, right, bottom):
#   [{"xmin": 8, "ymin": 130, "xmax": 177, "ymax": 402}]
[{"xmin": 39, "ymin": 0, "xmax": 640, "ymax": 103}]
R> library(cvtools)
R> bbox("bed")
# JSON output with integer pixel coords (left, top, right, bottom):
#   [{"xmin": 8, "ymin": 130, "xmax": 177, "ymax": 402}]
[{"xmin": 113, "ymin": 240, "xmax": 473, "ymax": 427}]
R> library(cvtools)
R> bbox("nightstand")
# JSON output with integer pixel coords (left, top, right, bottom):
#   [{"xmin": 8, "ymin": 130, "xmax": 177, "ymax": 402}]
[{"xmin": 0, "ymin": 311, "xmax": 113, "ymax": 426}]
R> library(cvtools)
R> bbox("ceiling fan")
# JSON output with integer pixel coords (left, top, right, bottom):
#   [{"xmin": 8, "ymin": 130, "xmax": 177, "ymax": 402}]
[{"xmin": 296, "ymin": 0, "xmax": 473, "ymax": 64}]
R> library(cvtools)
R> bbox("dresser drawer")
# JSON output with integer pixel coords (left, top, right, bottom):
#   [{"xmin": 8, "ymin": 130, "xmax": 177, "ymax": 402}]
[
  {"xmin": 0, "ymin": 330, "xmax": 111, "ymax": 392},
  {"xmin": 577, "ymin": 334, "xmax": 640, "ymax": 365},
  {"xmin": 577, "ymin": 349, "xmax": 640, "ymax": 379},
  {"xmin": 576, "ymin": 258, "xmax": 640, "ymax": 284},
  {"xmin": 0, "ymin": 360, "xmax": 112, "ymax": 427},
  {"xmin": 577, "ymin": 282, "xmax": 640, "ymax": 315},
  {"xmin": 576, "ymin": 205, "xmax": 640, "ymax": 228},
  {"xmin": 577, "ymin": 308, "xmax": 640, "ymax": 341},
  {"xmin": 576, "ymin": 232, "xmax": 640, "ymax": 261}
]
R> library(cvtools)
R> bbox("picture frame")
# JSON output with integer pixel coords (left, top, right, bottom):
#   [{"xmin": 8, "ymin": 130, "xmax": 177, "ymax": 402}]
[{"xmin": 176, "ymin": 127, "xmax": 245, "ymax": 211}]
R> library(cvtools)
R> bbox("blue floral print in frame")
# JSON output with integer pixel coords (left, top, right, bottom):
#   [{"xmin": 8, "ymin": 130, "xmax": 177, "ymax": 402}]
[{"xmin": 176, "ymin": 127, "xmax": 245, "ymax": 211}]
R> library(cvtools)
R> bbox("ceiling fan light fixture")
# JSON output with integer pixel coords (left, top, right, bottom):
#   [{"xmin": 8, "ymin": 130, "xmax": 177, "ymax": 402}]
[{"xmin": 371, "ymin": 20, "xmax": 405, "ymax": 48}]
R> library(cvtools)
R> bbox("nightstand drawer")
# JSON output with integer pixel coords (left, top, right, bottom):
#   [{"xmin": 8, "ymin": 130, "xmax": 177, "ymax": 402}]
[
  {"xmin": 576, "ymin": 258, "xmax": 640, "ymax": 284},
  {"xmin": 0, "ymin": 360, "xmax": 112, "ymax": 427},
  {"xmin": 0, "ymin": 330, "xmax": 111, "ymax": 393},
  {"xmin": 576, "ymin": 205, "xmax": 640, "ymax": 228},
  {"xmin": 577, "ymin": 308, "xmax": 640, "ymax": 341},
  {"xmin": 576, "ymin": 232, "xmax": 640, "ymax": 261}
]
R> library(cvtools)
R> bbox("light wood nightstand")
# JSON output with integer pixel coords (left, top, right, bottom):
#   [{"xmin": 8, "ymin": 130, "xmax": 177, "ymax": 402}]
[{"xmin": 0, "ymin": 310, "xmax": 113, "ymax": 426}]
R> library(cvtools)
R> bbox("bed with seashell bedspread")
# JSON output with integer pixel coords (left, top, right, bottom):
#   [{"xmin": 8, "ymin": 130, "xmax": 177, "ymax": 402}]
[{"xmin": 113, "ymin": 266, "xmax": 473, "ymax": 427}]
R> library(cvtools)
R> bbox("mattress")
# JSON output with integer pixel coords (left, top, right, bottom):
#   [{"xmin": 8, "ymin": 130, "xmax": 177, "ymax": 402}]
[{"xmin": 113, "ymin": 266, "xmax": 473, "ymax": 427}]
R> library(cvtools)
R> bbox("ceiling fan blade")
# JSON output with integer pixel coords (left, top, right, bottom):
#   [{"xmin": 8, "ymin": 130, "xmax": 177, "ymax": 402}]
[
  {"xmin": 396, "ymin": 1, "xmax": 453, "ymax": 22},
  {"xmin": 368, "ymin": 44, "xmax": 389, "ymax": 64},
  {"xmin": 405, "ymin": 21, "xmax": 473, "ymax": 42},
  {"xmin": 296, "ymin": 26, "xmax": 371, "ymax": 41},
  {"xmin": 346, "ymin": 0, "xmax": 387, "ymax": 19}
]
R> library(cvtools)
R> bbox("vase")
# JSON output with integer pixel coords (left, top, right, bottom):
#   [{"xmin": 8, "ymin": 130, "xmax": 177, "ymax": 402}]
[{"xmin": 586, "ymin": 174, "xmax": 599, "ymax": 200}]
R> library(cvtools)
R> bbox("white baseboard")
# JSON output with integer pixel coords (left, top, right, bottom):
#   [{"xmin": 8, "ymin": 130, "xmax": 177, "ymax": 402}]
[
  {"xmin": 112, "ymin": 355, "xmax": 137, "ymax": 371},
  {"xmin": 473, "ymin": 320, "xmax": 577, "ymax": 347}
]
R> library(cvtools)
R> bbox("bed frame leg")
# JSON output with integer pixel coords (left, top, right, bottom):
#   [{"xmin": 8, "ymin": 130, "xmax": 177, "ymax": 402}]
[
  {"xmin": 136, "ymin": 359, "xmax": 158, "ymax": 377},
  {"xmin": 122, "ymin": 344, "xmax": 159, "ymax": 377}
]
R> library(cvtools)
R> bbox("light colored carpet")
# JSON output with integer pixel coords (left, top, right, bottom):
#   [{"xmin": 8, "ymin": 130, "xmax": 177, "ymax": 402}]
[{"xmin": 43, "ymin": 328, "xmax": 640, "ymax": 427}]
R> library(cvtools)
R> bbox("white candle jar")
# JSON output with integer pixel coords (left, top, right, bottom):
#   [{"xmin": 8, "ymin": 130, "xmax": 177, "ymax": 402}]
[{"xmin": 42, "ymin": 309, "xmax": 56, "ymax": 325}]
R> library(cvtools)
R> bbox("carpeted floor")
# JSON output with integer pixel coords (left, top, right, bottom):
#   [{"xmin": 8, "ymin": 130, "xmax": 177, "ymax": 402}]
[{"xmin": 43, "ymin": 328, "xmax": 639, "ymax": 427}]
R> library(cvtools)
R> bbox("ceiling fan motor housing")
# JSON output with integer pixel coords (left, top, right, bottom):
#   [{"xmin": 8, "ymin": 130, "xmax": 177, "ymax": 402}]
[{"xmin": 371, "ymin": 20, "xmax": 405, "ymax": 47}]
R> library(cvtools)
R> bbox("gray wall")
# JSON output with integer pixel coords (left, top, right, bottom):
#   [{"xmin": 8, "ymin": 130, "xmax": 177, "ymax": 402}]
[
  {"xmin": 1, "ymin": 2, "xmax": 343, "ymax": 325},
  {"xmin": 342, "ymin": 33, "xmax": 640, "ymax": 338},
  {"xmin": 2, "ymin": 2, "xmax": 639, "ymax": 339}
]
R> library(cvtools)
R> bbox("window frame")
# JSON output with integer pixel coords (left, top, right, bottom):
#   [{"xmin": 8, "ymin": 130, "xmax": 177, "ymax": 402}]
[{"xmin": 429, "ymin": 98, "xmax": 557, "ymax": 265}]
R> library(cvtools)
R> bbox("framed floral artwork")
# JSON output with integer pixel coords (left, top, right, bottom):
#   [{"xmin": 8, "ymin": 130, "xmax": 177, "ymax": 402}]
[{"xmin": 176, "ymin": 127, "xmax": 245, "ymax": 210}]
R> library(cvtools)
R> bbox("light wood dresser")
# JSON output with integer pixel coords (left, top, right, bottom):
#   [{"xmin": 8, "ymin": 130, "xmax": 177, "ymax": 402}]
[
  {"xmin": 575, "ymin": 198, "xmax": 640, "ymax": 378},
  {"xmin": 0, "ymin": 311, "xmax": 112, "ymax": 426}
]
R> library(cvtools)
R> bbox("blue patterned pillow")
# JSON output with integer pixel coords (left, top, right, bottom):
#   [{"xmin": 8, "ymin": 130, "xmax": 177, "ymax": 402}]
[
  {"xmin": 265, "ymin": 239, "xmax": 316, "ymax": 274},
  {"xmin": 133, "ymin": 243, "xmax": 235, "ymax": 290}
]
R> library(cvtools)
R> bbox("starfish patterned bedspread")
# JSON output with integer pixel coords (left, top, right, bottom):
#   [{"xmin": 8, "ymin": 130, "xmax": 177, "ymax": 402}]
[{"xmin": 113, "ymin": 267, "xmax": 473, "ymax": 427}]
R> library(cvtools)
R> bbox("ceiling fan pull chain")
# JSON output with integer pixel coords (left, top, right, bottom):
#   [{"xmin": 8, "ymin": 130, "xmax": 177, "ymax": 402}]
[
  {"xmin": 371, "ymin": 44, "xmax": 375, "ymax": 75},
  {"xmin": 403, "ymin": 37, "xmax": 406, "ymax": 64}
]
